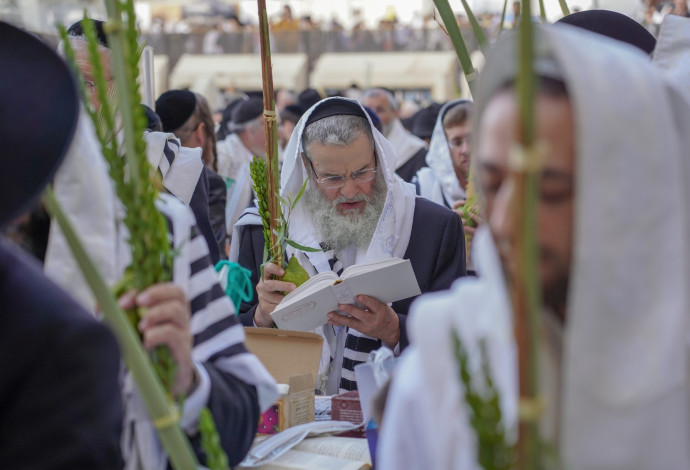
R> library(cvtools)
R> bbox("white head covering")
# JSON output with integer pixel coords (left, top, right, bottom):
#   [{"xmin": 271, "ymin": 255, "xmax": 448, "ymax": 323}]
[
  {"xmin": 653, "ymin": 14, "xmax": 690, "ymax": 102},
  {"xmin": 280, "ymin": 97, "xmax": 417, "ymax": 273},
  {"xmin": 420, "ymin": 98, "xmax": 471, "ymax": 206},
  {"xmin": 385, "ymin": 117, "xmax": 428, "ymax": 170},
  {"xmin": 482, "ymin": 23, "xmax": 690, "ymax": 468}
]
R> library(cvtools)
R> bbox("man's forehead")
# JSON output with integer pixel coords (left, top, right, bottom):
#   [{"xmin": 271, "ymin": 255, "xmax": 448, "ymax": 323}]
[{"xmin": 307, "ymin": 134, "xmax": 374, "ymax": 167}]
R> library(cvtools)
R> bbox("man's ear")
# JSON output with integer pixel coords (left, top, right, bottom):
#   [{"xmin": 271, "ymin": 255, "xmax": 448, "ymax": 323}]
[
  {"xmin": 300, "ymin": 152, "xmax": 312, "ymax": 177},
  {"xmin": 194, "ymin": 122, "xmax": 206, "ymax": 147}
]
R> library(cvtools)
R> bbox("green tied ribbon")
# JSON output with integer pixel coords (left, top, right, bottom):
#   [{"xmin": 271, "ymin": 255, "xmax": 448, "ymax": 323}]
[{"xmin": 214, "ymin": 260, "xmax": 253, "ymax": 313}]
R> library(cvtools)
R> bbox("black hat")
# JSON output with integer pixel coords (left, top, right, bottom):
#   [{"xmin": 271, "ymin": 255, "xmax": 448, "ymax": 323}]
[
  {"xmin": 0, "ymin": 21, "xmax": 79, "ymax": 227},
  {"xmin": 297, "ymin": 88, "xmax": 322, "ymax": 112},
  {"xmin": 363, "ymin": 106, "xmax": 382, "ymax": 133},
  {"xmin": 412, "ymin": 103, "xmax": 443, "ymax": 140},
  {"xmin": 231, "ymin": 97, "xmax": 264, "ymax": 126},
  {"xmin": 67, "ymin": 19, "xmax": 109, "ymax": 48},
  {"xmin": 556, "ymin": 10, "xmax": 656, "ymax": 54},
  {"xmin": 155, "ymin": 89, "xmax": 197, "ymax": 133},
  {"xmin": 305, "ymin": 98, "xmax": 367, "ymax": 126}
]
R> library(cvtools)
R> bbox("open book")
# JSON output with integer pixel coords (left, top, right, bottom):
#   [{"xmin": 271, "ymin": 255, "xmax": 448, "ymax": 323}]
[
  {"xmin": 241, "ymin": 437, "xmax": 371, "ymax": 470},
  {"xmin": 270, "ymin": 257, "xmax": 421, "ymax": 331}
]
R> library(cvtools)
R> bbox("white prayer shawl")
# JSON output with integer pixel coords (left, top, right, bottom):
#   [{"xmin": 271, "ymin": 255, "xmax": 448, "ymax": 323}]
[
  {"xmin": 44, "ymin": 110, "xmax": 120, "ymax": 310},
  {"xmin": 653, "ymin": 14, "xmax": 690, "ymax": 103},
  {"xmin": 385, "ymin": 117, "xmax": 427, "ymax": 170},
  {"xmin": 216, "ymin": 132, "xmax": 254, "ymax": 234},
  {"xmin": 415, "ymin": 98, "xmax": 469, "ymax": 207},
  {"xmin": 281, "ymin": 97, "xmax": 417, "ymax": 391},
  {"xmin": 144, "ymin": 131, "xmax": 203, "ymax": 206},
  {"xmin": 380, "ymin": 24, "xmax": 690, "ymax": 469}
]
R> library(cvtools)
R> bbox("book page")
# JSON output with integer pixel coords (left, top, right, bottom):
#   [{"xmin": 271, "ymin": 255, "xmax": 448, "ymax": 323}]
[
  {"xmin": 343, "ymin": 258, "xmax": 420, "ymax": 304},
  {"xmin": 293, "ymin": 437, "xmax": 371, "ymax": 463},
  {"xmin": 340, "ymin": 257, "xmax": 404, "ymax": 278},
  {"xmin": 244, "ymin": 449, "xmax": 370, "ymax": 470}
]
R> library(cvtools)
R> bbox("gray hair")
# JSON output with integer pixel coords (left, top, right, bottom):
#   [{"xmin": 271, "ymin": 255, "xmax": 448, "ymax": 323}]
[
  {"xmin": 363, "ymin": 88, "xmax": 397, "ymax": 111},
  {"xmin": 301, "ymin": 114, "xmax": 375, "ymax": 160}
]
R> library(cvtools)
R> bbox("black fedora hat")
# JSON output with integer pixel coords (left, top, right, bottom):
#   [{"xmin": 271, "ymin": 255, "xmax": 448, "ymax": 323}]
[{"xmin": 0, "ymin": 21, "xmax": 79, "ymax": 227}]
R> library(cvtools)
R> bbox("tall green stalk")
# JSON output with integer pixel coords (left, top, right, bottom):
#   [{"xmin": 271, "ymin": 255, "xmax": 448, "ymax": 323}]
[
  {"xmin": 43, "ymin": 189, "xmax": 199, "ymax": 470},
  {"xmin": 499, "ymin": 0, "xmax": 509, "ymax": 35},
  {"xmin": 458, "ymin": 0, "xmax": 488, "ymax": 49},
  {"xmin": 433, "ymin": 0, "xmax": 478, "ymax": 98},
  {"xmin": 558, "ymin": 0, "xmax": 571, "ymax": 16},
  {"xmin": 257, "ymin": 0, "xmax": 282, "ymax": 265},
  {"xmin": 538, "ymin": 0, "xmax": 547, "ymax": 21},
  {"xmin": 514, "ymin": 0, "xmax": 543, "ymax": 468}
]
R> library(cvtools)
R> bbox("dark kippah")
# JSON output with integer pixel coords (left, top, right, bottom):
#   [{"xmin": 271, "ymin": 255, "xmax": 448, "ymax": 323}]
[
  {"xmin": 412, "ymin": 103, "xmax": 443, "ymax": 139},
  {"xmin": 141, "ymin": 104, "xmax": 163, "ymax": 132},
  {"xmin": 363, "ymin": 106, "xmax": 382, "ymax": 132},
  {"xmin": 305, "ymin": 99, "xmax": 367, "ymax": 126},
  {"xmin": 556, "ymin": 10, "xmax": 656, "ymax": 54},
  {"xmin": 67, "ymin": 19, "xmax": 109, "ymax": 48},
  {"xmin": 284, "ymin": 104, "xmax": 305, "ymax": 118},
  {"xmin": 297, "ymin": 88, "xmax": 322, "ymax": 112},
  {"xmin": 155, "ymin": 89, "xmax": 197, "ymax": 133},
  {"xmin": 231, "ymin": 97, "xmax": 264, "ymax": 126}
]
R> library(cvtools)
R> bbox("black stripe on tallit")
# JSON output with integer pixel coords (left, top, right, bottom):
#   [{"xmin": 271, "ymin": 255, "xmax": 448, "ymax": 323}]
[
  {"xmin": 208, "ymin": 342, "xmax": 250, "ymax": 363},
  {"xmin": 190, "ymin": 283, "xmax": 225, "ymax": 313},
  {"xmin": 193, "ymin": 315, "xmax": 240, "ymax": 346},
  {"xmin": 344, "ymin": 334, "xmax": 381, "ymax": 352}
]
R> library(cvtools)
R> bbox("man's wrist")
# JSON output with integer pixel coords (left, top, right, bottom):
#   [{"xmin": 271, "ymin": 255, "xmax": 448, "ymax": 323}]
[
  {"xmin": 381, "ymin": 315, "xmax": 401, "ymax": 348},
  {"xmin": 254, "ymin": 304, "xmax": 275, "ymax": 328}
]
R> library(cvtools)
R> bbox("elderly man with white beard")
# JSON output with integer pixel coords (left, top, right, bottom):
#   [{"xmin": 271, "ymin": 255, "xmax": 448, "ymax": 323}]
[{"xmin": 231, "ymin": 97, "xmax": 466, "ymax": 394}]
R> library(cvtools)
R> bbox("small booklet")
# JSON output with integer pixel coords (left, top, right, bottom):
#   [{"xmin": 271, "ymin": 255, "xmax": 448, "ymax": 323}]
[{"xmin": 270, "ymin": 257, "xmax": 421, "ymax": 332}]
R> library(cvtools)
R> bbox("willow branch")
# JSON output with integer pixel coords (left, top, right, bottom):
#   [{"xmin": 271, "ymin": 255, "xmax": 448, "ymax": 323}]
[
  {"xmin": 513, "ymin": 0, "xmax": 543, "ymax": 468},
  {"xmin": 433, "ymin": 0, "xmax": 478, "ymax": 98},
  {"xmin": 257, "ymin": 0, "xmax": 283, "ymax": 265}
]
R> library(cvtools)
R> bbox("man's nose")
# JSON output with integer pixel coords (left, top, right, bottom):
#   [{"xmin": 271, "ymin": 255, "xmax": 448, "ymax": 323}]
[{"xmin": 339, "ymin": 177, "xmax": 359, "ymax": 199}]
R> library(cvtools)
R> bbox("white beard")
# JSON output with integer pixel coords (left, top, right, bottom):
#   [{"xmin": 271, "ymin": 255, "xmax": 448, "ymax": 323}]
[{"xmin": 303, "ymin": 171, "xmax": 387, "ymax": 255}]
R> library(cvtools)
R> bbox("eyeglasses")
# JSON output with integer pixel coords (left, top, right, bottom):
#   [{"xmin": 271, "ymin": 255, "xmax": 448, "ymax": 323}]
[
  {"xmin": 84, "ymin": 80, "xmax": 98, "ymax": 94},
  {"xmin": 448, "ymin": 135, "xmax": 471, "ymax": 149},
  {"xmin": 83, "ymin": 78, "xmax": 114, "ymax": 95},
  {"xmin": 307, "ymin": 159, "xmax": 377, "ymax": 189}
]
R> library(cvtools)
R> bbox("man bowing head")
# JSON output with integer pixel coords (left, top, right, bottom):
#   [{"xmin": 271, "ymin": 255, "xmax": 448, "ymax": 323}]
[{"xmin": 234, "ymin": 97, "xmax": 466, "ymax": 393}]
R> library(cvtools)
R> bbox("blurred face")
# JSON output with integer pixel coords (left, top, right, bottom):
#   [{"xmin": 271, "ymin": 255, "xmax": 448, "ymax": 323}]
[
  {"xmin": 278, "ymin": 120, "xmax": 296, "ymax": 148},
  {"xmin": 241, "ymin": 116, "xmax": 266, "ymax": 157},
  {"xmin": 363, "ymin": 94, "xmax": 395, "ymax": 136},
  {"xmin": 444, "ymin": 122, "xmax": 472, "ymax": 187},
  {"xmin": 303, "ymin": 133, "xmax": 377, "ymax": 216},
  {"xmin": 476, "ymin": 90, "xmax": 575, "ymax": 314},
  {"xmin": 72, "ymin": 40, "xmax": 113, "ymax": 110}
]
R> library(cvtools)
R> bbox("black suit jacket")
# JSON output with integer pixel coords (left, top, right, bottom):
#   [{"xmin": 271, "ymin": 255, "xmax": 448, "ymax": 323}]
[
  {"xmin": 236, "ymin": 197, "xmax": 466, "ymax": 350},
  {"xmin": 395, "ymin": 147, "xmax": 428, "ymax": 183},
  {"xmin": 190, "ymin": 167, "xmax": 222, "ymax": 265},
  {"xmin": 207, "ymin": 168, "xmax": 228, "ymax": 258},
  {"xmin": 0, "ymin": 241, "xmax": 123, "ymax": 469}
]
